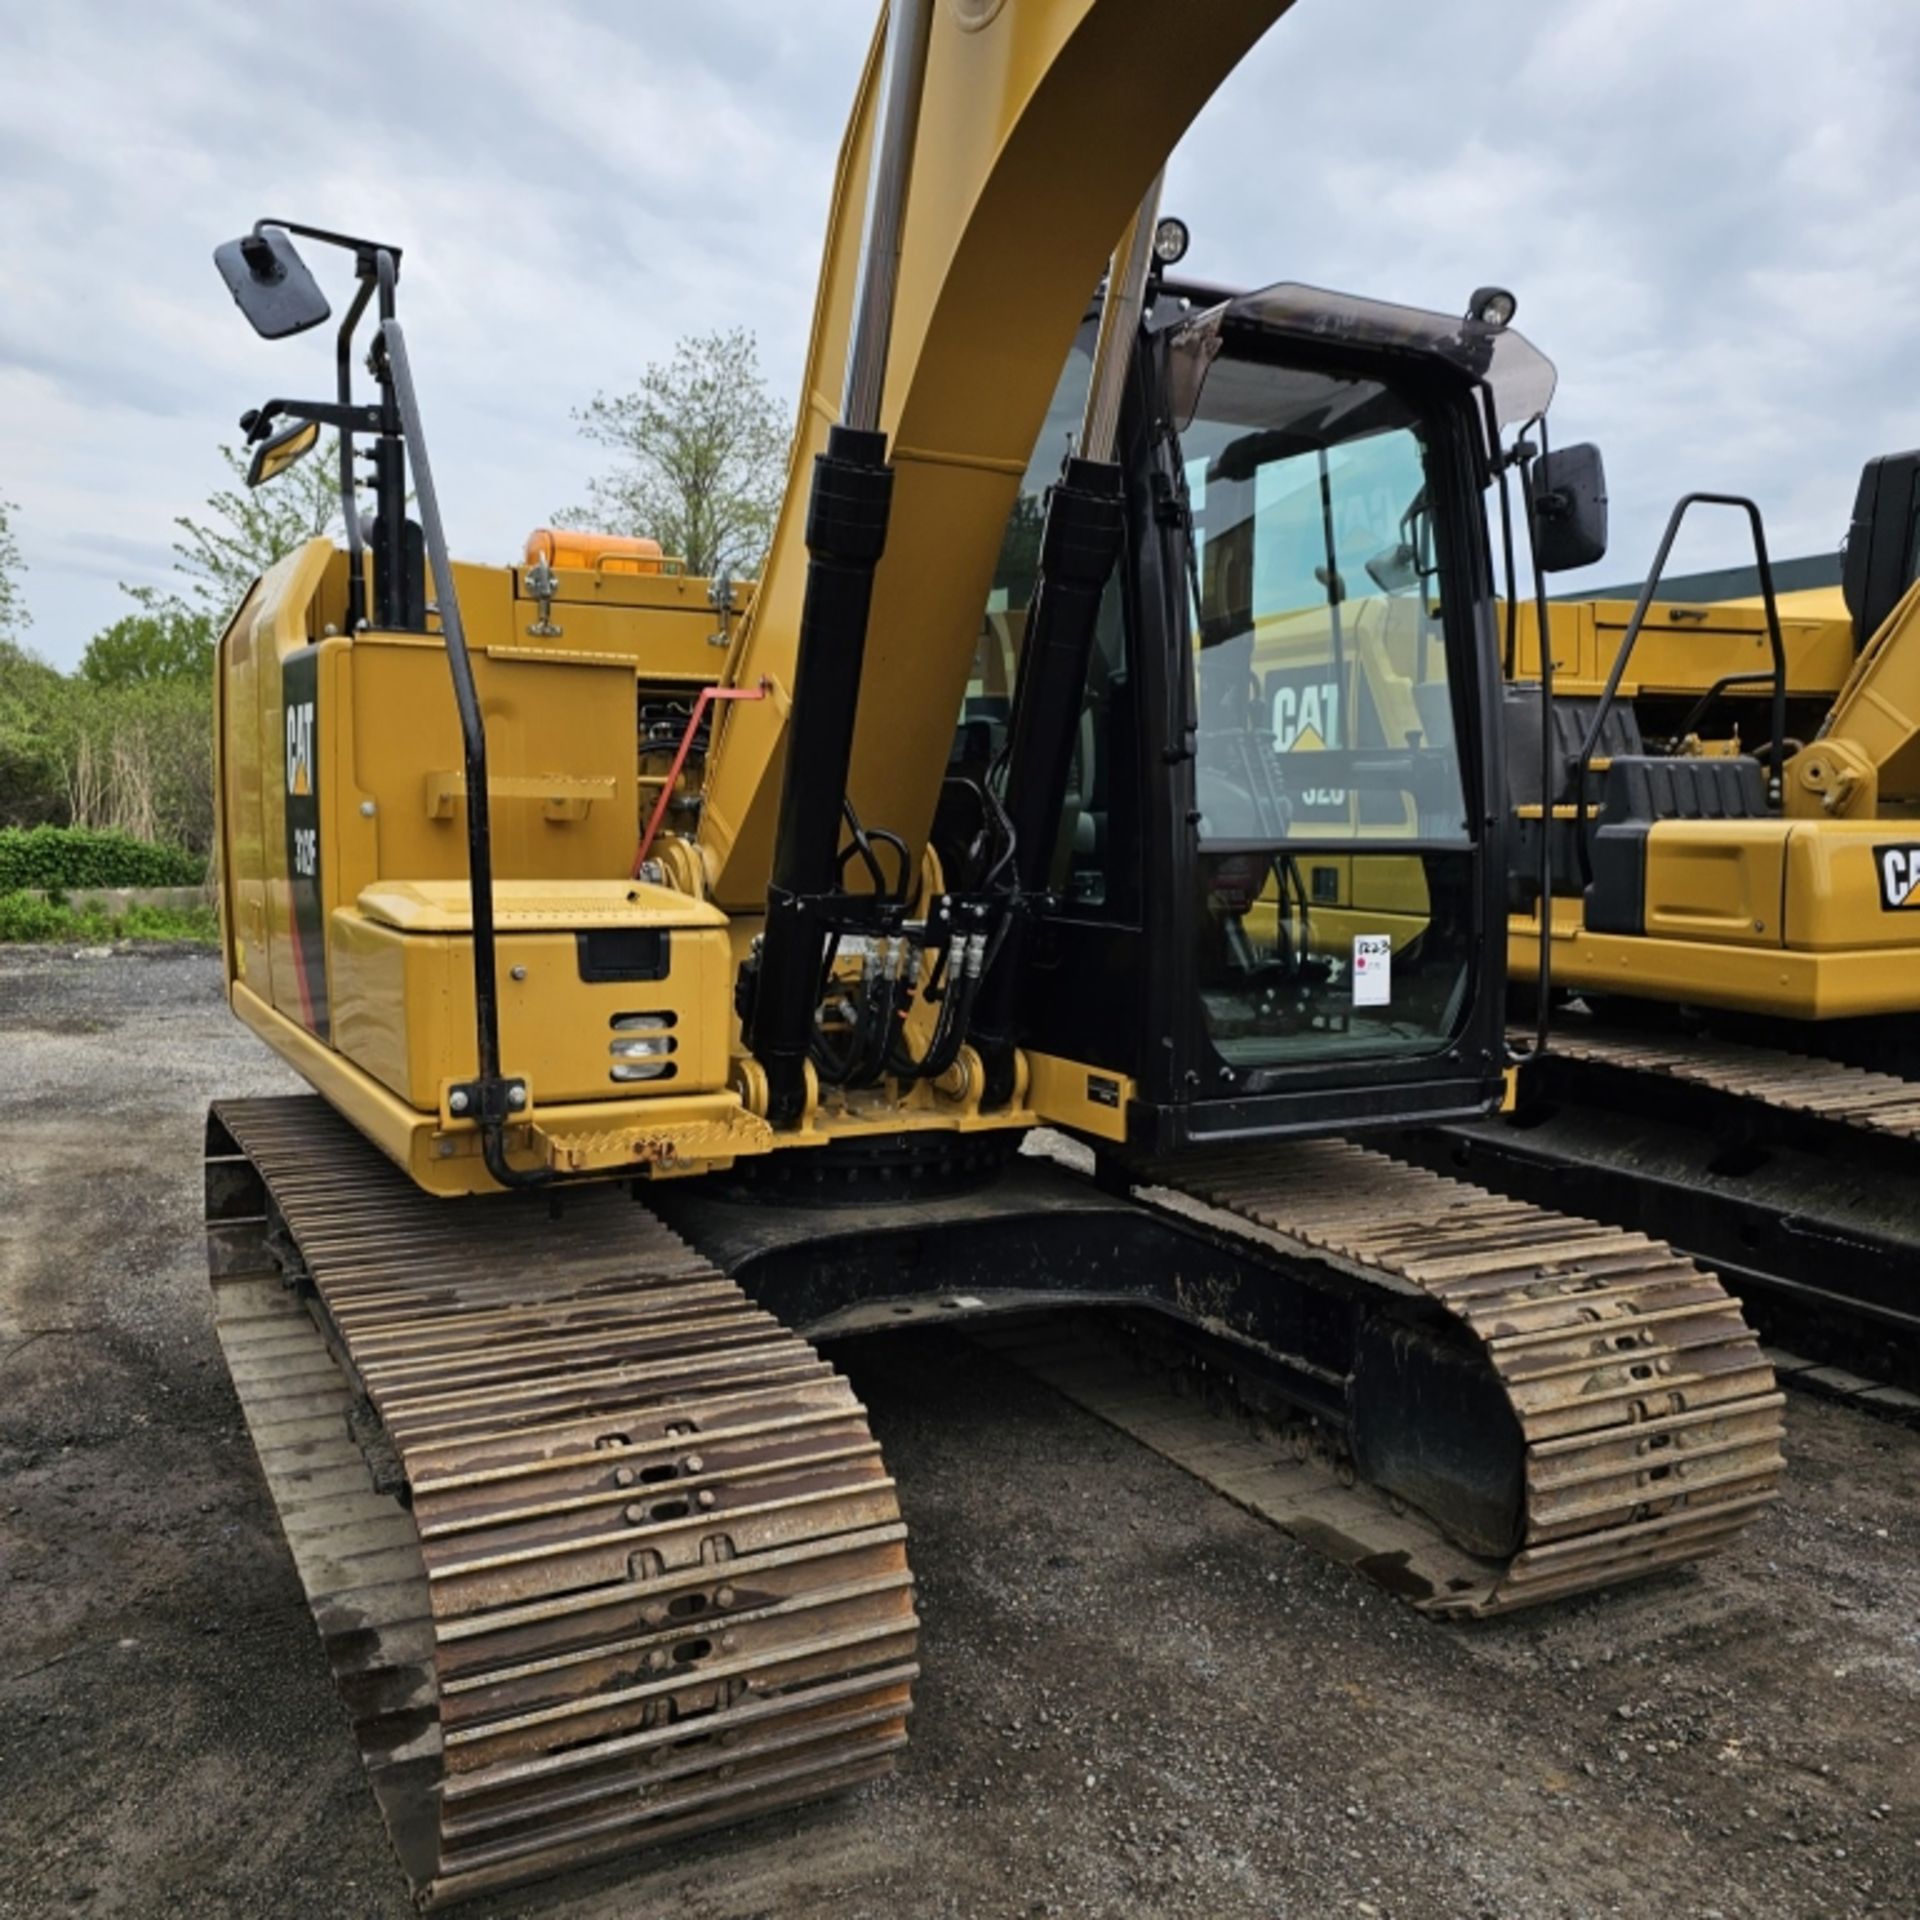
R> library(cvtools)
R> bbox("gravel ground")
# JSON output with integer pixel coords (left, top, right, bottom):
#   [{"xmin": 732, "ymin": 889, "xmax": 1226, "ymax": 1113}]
[{"xmin": 1, "ymin": 945, "xmax": 1916, "ymax": 1920}]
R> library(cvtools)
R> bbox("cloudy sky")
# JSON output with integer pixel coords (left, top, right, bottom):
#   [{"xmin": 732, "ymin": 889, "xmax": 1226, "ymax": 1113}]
[{"xmin": 4, "ymin": 0, "xmax": 1919, "ymax": 669}]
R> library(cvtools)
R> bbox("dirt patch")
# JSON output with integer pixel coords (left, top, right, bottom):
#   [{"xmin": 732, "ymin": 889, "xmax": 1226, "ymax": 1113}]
[{"xmin": 1, "ymin": 948, "xmax": 1915, "ymax": 1919}]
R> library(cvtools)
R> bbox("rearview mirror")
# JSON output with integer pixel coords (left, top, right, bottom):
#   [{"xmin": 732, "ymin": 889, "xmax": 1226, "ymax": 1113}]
[
  {"xmin": 1364, "ymin": 542, "xmax": 1421, "ymax": 595},
  {"xmin": 246, "ymin": 417, "xmax": 321, "ymax": 488},
  {"xmin": 1530, "ymin": 442, "xmax": 1609, "ymax": 574},
  {"xmin": 214, "ymin": 229, "xmax": 331, "ymax": 340}
]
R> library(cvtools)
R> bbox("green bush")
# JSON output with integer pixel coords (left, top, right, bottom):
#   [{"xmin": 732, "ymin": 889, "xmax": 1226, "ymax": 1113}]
[
  {"xmin": 0, "ymin": 643, "xmax": 216, "ymax": 855},
  {"xmin": 0, "ymin": 889, "xmax": 218, "ymax": 944},
  {"xmin": 0, "ymin": 639, "xmax": 71, "ymax": 829},
  {"xmin": 58, "ymin": 676, "xmax": 217, "ymax": 856},
  {"xmin": 115, "ymin": 901, "xmax": 220, "ymax": 942},
  {"xmin": 0, "ymin": 890, "xmax": 88, "ymax": 941},
  {"xmin": 0, "ymin": 825, "xmax": 205, "ymax": 890}
]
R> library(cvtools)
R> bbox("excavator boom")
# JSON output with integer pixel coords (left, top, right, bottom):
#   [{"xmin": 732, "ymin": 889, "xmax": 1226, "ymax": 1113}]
[
  {"xmin": 1786, "ymin": 576, "xmax": 1920, "ymax": 820},
  {"xmin": 700, "ymin": 0, "xmax": 1294, "ymax": 908}
]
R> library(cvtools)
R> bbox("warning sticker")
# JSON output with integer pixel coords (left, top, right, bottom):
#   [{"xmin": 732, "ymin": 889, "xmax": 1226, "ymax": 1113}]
[{"xmin": 1351, "ymin": 933, "xmax": 1392, "ymax": 1008}]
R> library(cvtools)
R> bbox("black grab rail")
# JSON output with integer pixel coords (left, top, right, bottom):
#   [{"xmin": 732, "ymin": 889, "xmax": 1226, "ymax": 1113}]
[
  {"xmin": 376, "ymin": 287, "xmax": 548, "ymax": 1192},
  {"xmin": 1517, "ymin": 412, "xmax": 1557, "ymax": 1063},
  {"xmin": 1567, "ymin": 492, "xmax": 1788, "ymax": 885}
]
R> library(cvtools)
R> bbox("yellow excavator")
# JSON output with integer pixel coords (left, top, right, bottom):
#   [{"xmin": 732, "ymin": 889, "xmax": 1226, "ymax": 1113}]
[
  {"xmin": 200, "ymin": 1, "xmax": 1784, "ymax": 1903},
  {"xmin": 1399, "ymin": 445, "xmax": 1920, "ymax": 1385},
  {"xmin": 1505, "ymin": 459, "xmax": 1920, "ymax": 1029}
]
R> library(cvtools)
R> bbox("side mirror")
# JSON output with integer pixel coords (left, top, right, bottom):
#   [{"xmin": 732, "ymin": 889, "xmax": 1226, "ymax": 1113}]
[
  {"xmin": 1364, "ymin": 542, "xmax": 1421, "ymax": 595},
  {"xmin": 1530, "ymin": 442, "xmax": 1609, "ymax": 573},
  {"xmin": 214, "ymin": 229, "xmax": 331, "ymax": 340},
  {"xmin": 246, "ymin": 417, "xmax": 321, "ymax": 488}
]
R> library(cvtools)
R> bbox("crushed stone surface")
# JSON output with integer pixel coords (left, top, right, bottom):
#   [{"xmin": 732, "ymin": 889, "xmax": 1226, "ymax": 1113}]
[{"xmin": 1, "ymin": 946, "xmax": 1915, "ymax": 1919}]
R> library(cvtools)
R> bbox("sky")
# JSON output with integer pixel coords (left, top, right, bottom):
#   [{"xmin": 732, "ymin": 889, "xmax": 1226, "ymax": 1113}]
[{"xmin": 4, "ymin": 0, "xmax": 1919, "ymax": 669}]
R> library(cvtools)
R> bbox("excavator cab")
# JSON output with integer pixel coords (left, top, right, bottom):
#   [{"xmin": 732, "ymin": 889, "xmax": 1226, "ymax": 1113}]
[{"xmin": 982, "ymin": 283, "xmax": 1553, "ymax": 1148}]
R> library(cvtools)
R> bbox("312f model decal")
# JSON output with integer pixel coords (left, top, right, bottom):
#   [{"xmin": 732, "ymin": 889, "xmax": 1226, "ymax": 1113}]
[{"xmin": 281, "ymin": 651, "xmax": 329, "ymax": 1037}]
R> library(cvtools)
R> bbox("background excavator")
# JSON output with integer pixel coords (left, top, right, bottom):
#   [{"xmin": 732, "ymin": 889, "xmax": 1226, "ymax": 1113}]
[
  {"xmin": 1504, "ymin": 451, "xmax": 1920, "ymax": 1036},
  {"xmin": 1405, "ymin": 441, "xmax": 1920, "ymax": 1391},
  {"xmin": 199, "ymin": 0, "xmax": 1783, "ymax": 1902}
]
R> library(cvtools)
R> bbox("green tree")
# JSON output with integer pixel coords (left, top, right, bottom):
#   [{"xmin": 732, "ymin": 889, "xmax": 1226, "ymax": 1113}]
[
  {"xmin": 81, "ymin": 602, "xmax": 216, "ymax": 687},
  {"xmin": 0, "ymin": 495, "xmax": 28, "ymax": 641},
  {"xmin": 0, "ymin": 441, "xmax": 334, "ymax": 846},
  {"xmin": 0, "ymin": 638, "xmax": 68, "ymax": 827},
  {"xmin": 58, "ymin": 676, "xmax": 216, "ymax": 852},
  {"xmin": 163, "ymin": 434, "xmax": 345, "ymax": 619},
  {"xmin": 993, "ymin": 493, "xmax": 1047, "ymax": 610},
  {"xmin": 559, "ymin": 329, "xmax": 787, "ymax": 578}
]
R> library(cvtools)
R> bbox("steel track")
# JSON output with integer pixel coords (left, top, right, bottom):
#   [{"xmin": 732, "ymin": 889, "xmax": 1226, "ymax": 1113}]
[
  {"xmin": 1405, "ymin": 1022, "xmax": 1920, "ymax": 1406},
  {"xmin": 205, "ymin": 1097, "xmax": 917, "ymax": 1907},
  {"xmin": 1109, "ymin": 1141, "xmax": 1786, "ymax": 1615},
  {"xmin": 1547, "ymin": 1025, "xmax": 1920, "ymax": 1143},
  {"xmin": 204, "ymin": 1094, "xmax": 1788, "ymax": 1902}
]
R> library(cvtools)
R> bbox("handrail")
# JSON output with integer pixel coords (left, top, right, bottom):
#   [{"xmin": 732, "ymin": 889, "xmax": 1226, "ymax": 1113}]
[
  {"xmin": 1668, "ymin": 668, "xmax": 1780, "ymax": 745},
  {"xmin": 1568, "ymin": 492, "xmax": 1787, "ymax": 885},
  {"xmin": 1518, "ymin": 412, "xmax": 1555, "ymax": 1061},
  {"xmin": 1479, "ymin": 383, "xmax": 1554, "ymax": 1067},
  {"xmin": 378, "ymin": 301, "xmax": 547, "ymax": 1191}
]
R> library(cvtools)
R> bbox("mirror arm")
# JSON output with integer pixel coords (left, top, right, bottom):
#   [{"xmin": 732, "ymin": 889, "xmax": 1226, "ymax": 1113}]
[
  {"xmin": 244, "ymin": 398, "xmax": 382, "ymax": 442},
  {"xmin": 254, "ymin": 217, "xmax": 403, "ymax": 284}
]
